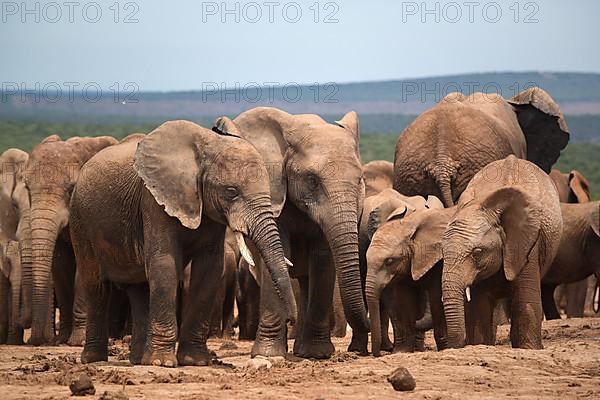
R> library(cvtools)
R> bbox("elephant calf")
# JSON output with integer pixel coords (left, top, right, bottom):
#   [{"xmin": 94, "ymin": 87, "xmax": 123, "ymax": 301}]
[
  {"xmin": 541, "ymin": 201, "xmax": 600, "ymax": 319},
  {"xmin": 70, "ymin": 121, "xmax": 296, "ymax": 367},
  {"xmin": 442, "ymin": 155, "xmax": 563, "ymax": 349}
]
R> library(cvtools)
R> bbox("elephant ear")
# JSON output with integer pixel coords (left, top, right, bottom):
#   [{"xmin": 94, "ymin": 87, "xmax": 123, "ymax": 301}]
[
  {"xmin": 482, "ymin": 187, "xmax": 541, "ymax": 281},
  {"xmin": 134, "ymin": 120, "xmax": 207, "ymax": 230},
  {"xmin": 410, "ymin": 210, "xmax": 444, "ymax": 281},
  {"xmin": 367, "ymin": 202, "xmax": 409, "ymax": 241},
  {"xmin": 224, "ymin": 108, "xmax": 289, "ymax": 217},
  {"xmin": 508, "ymin": 87, "xmax": 569, "ymax": 173},
  {"xmin": 568, "ymin": 170, "xmax": 591, "ymax": 203},
  {"xmin": 0, "ymin": 149, "xmax": 29, "ymax": 205},
  {"xmin": 425, "ymin": 195, "xmax": 445, "ymax": 210},
  {"xmin": 67, "ymin": 136, "xmax": 119, "ymax": 163},
  {"xmin": 335, "ymin": 111, "xmax": 360, "ymax": 144},
  {"xmin": 213, "ymin": 116, "xmax": 242, "ymax": 137},
  {"xmin": 41, "ymin": 134, "xmax": 61, "ymax": 144},
  {"xmin": 589, "ymin": 202, "xmax": 600, "ymax": 238}
]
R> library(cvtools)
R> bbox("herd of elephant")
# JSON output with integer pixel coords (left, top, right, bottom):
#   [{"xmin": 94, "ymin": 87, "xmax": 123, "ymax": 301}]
[{"xmin": 0, "ymin": 87, "xmax": 598, "ymax": 368}]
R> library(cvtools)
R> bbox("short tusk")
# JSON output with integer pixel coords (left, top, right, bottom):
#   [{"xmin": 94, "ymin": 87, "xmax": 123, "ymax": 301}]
[
  {"xmin": 594, "ymin": 283, "xmax": 599, "ymax": 313},
  {"xmin": 235, "ymin": 231, "xmax": 255, "ymax": 267},
  {"xmin": 284, "ymin": 257, "xmax": 293, "ymax": 267},
  {"xmin": 465, "ymin": 286, "xmax": 471, "ymax": 303}
]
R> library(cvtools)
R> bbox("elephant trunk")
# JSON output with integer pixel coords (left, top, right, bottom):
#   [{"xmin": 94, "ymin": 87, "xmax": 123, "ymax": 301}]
[
  {"xmin": 323, "ymin": 204, "xmax": 370, "ymax": 334},
  {"xmin": 365, "ymin": 276, "xmax": 382, "ymax": 356},
  {"xmin": 442, "ymin": 271, "xmax": 467, "ymax": 348},
  {"xmin": 18, "ymin": 207, "xmax": 32, "ymax": 328},
  {"xmin": 29, "ymin": 204, "xmax": 63, "ymax": 345},
  {"xmin": 247, "ymin": 202, "xmax": 297, "ymax": 324}
]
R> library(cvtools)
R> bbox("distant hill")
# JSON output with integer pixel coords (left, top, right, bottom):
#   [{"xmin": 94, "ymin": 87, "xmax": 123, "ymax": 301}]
[{"xmin": 1, "ymin": 71, "xmax": 599, "ymax": 141}]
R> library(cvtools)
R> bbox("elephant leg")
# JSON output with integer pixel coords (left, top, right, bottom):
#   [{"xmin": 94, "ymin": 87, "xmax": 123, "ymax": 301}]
[
  {"xmin": 541, "ymin": 284, "xmax": 561, "ymax": 320},
  {"xmin": 387, "ymin": 283, "xmax": 418, "ymax": 353},
  {"xmin": 287, "ymin": 278, "xmax": 300, "ymax": 340},
  {"xmin": 509, "ymin": 255, "xmax": 544, "ymax": 349},
  {"xmin": 209, "ymin": 280, "xmax": 226, "ymax": 338},
  {"xmin": 565, "ymin": 280, "xmax": 587, "ymax": 318},
  {"xmin": 177, "ymin": 240, "xmax": 224, "ymax": 366},
  {"xmin": 68, "ymin": 266, "xmax": 87, "ymax": 346},
  {"xmin": 330, "ymin": 278, "xmax": 347, "ymax": 338},
  {"xmin": 465, "ymin": 286, "xmax": 495, "ymax": 345},
  {"xmin": 237, "ymin": 266, "xmax": 260, "ymax": 340},
  {"xmin": 293, "ymin": 244, "xmax": 335, "ymax": 359},
  {"xmin": 52, "ymin": 239, "xmax": 76, "ymax": 345},
  {"xmin": 221, "ymin": 274, "xmax": 236, "ymax": 339},
  {"xmin": 0, "ymin": 271, "xmax": 9, "ymax": 344},
  {"xmin": 126, "ymin": 283, "xmax": 149, "ymax": 365},
  {"xmin": 107, "ymin": 284, "xmax": 129, "ymax": 339},
  {"xmin": 427, "ymin": 271, "xmax": 448, "ymax": 351},
  {"xmin": 6, "ymin": 242, "xmax": 24, "ymax": 345}
]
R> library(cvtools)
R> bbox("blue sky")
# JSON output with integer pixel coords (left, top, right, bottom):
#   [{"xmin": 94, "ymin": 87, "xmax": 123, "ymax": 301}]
[{"xmin": 1, "ymin": 0, "xmax": 599, "ymax": 91}]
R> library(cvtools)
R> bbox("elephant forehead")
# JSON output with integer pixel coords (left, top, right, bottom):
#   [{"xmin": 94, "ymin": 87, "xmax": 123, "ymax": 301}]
[{"xmin": 209, "ymin": 155, "xmax": 268, "ymax": 185}]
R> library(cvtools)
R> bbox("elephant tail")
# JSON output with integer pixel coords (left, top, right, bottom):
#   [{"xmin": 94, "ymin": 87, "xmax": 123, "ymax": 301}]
[{"xmin": 427, "ymin": 158, "xmax": 457, "ymax": 208}]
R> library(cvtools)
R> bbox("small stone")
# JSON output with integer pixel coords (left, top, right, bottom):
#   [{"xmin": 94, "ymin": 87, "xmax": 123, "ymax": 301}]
[
  {"xmin": 69, "ymin": 374, "xmax": 96, "ymax": 396},
  {"xmin": 246, "ymin": 356, "xmax": 272, "ymax": 370},
  {"xmin": 387, "ymin": 367, "xmax": 416, "ymax": 391}
]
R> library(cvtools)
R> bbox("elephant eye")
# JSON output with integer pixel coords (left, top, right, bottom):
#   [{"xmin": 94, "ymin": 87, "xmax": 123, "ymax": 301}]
[
  {"xmin": 225, "ymin": 186, "xmax": 239, "ymax": 200},
  {"xmin": 306, "ymin": 173, "xmax": 319, "ymax": 191},
  {"xmin": 384, "ymin": 257, "xmax": 395, "ymax": 266},
  {"xmin": 472, "ymin": 247, "xmax": 483, "ymax": 258}
]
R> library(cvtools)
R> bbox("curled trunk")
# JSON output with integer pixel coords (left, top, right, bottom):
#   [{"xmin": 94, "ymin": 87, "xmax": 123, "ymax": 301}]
[
  {"xmin": 324, "ymin": 206, "xmax": 369, "ymax": 333},
  {"xmin": 248, "ymin": 209, "xmax": 297, "ymax": 324},
  {"xmin": 442, "ymin": 272, "xmax": 467, "ymax": 348}
]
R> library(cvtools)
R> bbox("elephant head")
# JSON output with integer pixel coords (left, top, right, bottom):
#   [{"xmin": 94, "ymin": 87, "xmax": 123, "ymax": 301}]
[
  {"xmin": 549, "ymin": 169, "xmax": 591, "ymax": 204},
  {"xmin": 365, "ymin": 202, "xmax": 447, "ymax": 356},
  {"xmin": 441, "ymin": 185, "xmax": 542, "ymax": 348},
  {"xmin": 24, "ymin": 135, "xmax": 117, "ymax": 345},
  {"xmin": 214, "ymin": 108, "xmax": 369, "ymax": 333},
  {"xmin": 133, "ymin": 120, "xmax": 297, "ymax": 323},
  {"xmin": 362, "ymin": 160, "xmax": 394, "ymax": 197}
]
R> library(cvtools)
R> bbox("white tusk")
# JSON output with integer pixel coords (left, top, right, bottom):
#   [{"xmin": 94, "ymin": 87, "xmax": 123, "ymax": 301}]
[
  {"xmin": 285, "ymin": 257, "xmax": 293, "ymax": 267},
  {"xmin": 465, "ymin": 286, "xmax": 471, "ymax": 303},
  {"xmin": 235, "ymin": 231, "xmax": 255, "ymax": 267}
]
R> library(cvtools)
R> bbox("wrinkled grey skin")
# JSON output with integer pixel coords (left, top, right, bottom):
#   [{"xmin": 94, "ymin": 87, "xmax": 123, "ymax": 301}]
[
  {"xmin": 394, "ymin": 88, "xmax": 569, "ymax": 207},
  {"xmin": 70, "ymin": 121, "xmax": 296, "ymax": 367},
  {"xmin": 542, "ymin": 202, "xmax": 600, "ymax": 319},
  {"xmin": 0, "ymin": 148, "xmax": 30, "ymax": 344},
  {"xmin": 215, "ymin": 108, "xmax": 369, "ymax": 359},
  {"xmin": 545, "ymin": 170, "xmax": 592, "ymax": 319},
  {"xmin": 442, "ymin": 156, "xmax": 563, "ymax": 349},
  {"xmin": 24, "ymin": 135, "xmax": 118, "ymax": 346},
  {"xmin": 363, "ymin": 160, "xmax": 394, "ymax": 198}
]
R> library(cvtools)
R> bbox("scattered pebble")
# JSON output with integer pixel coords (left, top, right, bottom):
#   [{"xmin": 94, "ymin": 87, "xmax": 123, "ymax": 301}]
[
  {"xmin": 69, "ymin": 374, "xmax": 95, "ymax": 396},
  {"xmin": 387, "ymin": 367, "xmax": 416, "ymax": 392},
  {"xmin": 246, "ymin": 356, "xmax": 273, "ymax": 370}
]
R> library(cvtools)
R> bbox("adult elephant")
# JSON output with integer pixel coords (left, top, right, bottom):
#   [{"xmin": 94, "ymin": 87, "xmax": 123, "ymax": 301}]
[
  {"xmin": 366, "ymin": 205, "xmax": 449, "ymax": 356},
  {"xmin": 24, "ymin": 135, "xmax": 118, "ymax": 345},
  {"xmin": 394, "ymin": 88, "xmax": 569, "ymax": 207},
  {"xmin": 215, "ymin": 108, "xmax": 369, "ymax": 358},
  {"xmin": 442, "ymin": 156, "xmax": 562, "ymax": 349},
  {"xmin": 546, "ymin": 169, "xmax": 592, "ymax": 318},
  {"xmin": 542, "ymin": 201, "xmax": 599, "ymax": 319},
  {"xmin": 0, "ymin": 148, "xmax": 31, "ymax": 344},
  {"xmin": 363, "ymin": 160, "xmax": 394, "ymax": 197},
  {"xmin": 70, "ymin": 121, "xmax": 296, "ymax": 367}
]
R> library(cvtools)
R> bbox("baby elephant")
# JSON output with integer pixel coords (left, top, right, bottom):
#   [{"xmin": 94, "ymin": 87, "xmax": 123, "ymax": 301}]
[
  {"xmin": 366, "ymin": 205, "xmax": 450, "ymax": 356},
  {"xmin": 70, "ymin": 121, "xmax": 296, "ymax": 367},
  {"xmin": 541, "ymin": 201, "xmax": 600, "ymax": 318},
  {"xmin": 442, "ymin": 155, "xmax": 563, "ymax": 349}
]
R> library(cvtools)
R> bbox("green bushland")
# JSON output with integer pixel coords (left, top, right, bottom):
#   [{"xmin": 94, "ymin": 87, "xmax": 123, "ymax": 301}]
[{"xmin": 1, "ymin": 120, "xmax": 598, "ymax": 200}]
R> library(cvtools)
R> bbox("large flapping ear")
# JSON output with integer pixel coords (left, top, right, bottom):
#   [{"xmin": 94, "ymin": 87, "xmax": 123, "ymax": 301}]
[
  {"xmin": 134, "ymin": 120, "xmax": 207, "ymax": 230},
  {"xmin": 0, "ymin": 149, "xmax": 28, "ymax": 202},
  {"xmin": 589, "ymin": 201, "xmax": 600, "ymax": 238},
  {"xmin": 213, "ymin": 116, "xmax": 242, "ymax": 137},
  {"xmin": 568, "ymin": 170, "xmax": 591, "ymax": 203},
  {"xmin": 227, "ymin": 108, "xmax": 290, "ymax": 217},
  {"xmin": 508, "ymin": 87, "xmax": 569, "ymax": 173},
  {"xmin": 410, "ymin": 210, "xmax": 446, "ymax": 281},
  {"xmin": 335, "ymin": 111, "xmax": 360, "ymax": 144},
  {"xmin": 367, "ymin": 200, "xmax": 411, "ymax": 241},
  {"xmin": 482, "ymin": 186, "xmax": 541, "ymax": 281}
]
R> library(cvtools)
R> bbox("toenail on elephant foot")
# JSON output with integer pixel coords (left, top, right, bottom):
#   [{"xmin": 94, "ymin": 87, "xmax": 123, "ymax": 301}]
[
  {"xmin": 251, "ymin": 338, "xmax": 287, "ymax": 358},
  {"xmin": 177, "ymin": 348, "xmax": 213, "ymax": 366},
  {"xmin": 80, "ymin": 347, "xmax": 108, "ymax": 364},
  {"xmin": 67, "ymin": 329, "xmax": 86, "ymax": 347},
  {"xmin": 293, "ymin": 340, "xmax": 335, "ymax": 359},
  {"xmin": 141, "ymin": 350, "xmax": 178, "ymax": 367},
  {"xmin": 347, "ymin": 334, "xmax": 368, "ymax": 355}
]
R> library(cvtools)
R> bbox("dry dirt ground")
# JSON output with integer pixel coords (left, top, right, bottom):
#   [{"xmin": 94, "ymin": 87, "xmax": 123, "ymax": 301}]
[{"xmin": 0, "ymin": 318, "xmax": 599, "ymax": 399}]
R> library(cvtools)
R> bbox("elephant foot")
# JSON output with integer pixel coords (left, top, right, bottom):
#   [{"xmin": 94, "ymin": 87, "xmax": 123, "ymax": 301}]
[
  {"xmin": 331, "ymin": 325, "xmax": 347, "ymax": 338},
  {"xmin": 177, "ymin": 344, "xmax": 213, "ymax": 366},
  {"xmin": 293, "ymin": 339, "xmax": 335, "ymax": 359},
  {"xmin": 81, "ymin": 346, "xmax": 108, "ymax": 364},
  {"xmin": 381, "ymin": 335, "xmax": 394, "ymax": 353},
  {"xmin": 251, "ymin": 336, "xmax": 287, "ymax": 358},
  {"xmin": 414, "ymin": 330, "xmax": 425, "ymax": 352},
  {"xmin": 347, "ymin": 332, "xmax": 368, "ymax": 355},
  {"xmin": 129, "ymin": 350, "xmax": 143, "ymax": 365},
  {"xmin": 28, "ymin": 334, "xmax": 54, "ymax": 346},
  {"xmin": 141, "ymin": 349, "xmax": 178, "ymax": 367},
  {"xmin": 67, "ymin": 328, "xmax": 86, "ymax": 347},
  {"xmin": 7, "ymin": 336, "xmax": 24, "ymax": 345}
]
